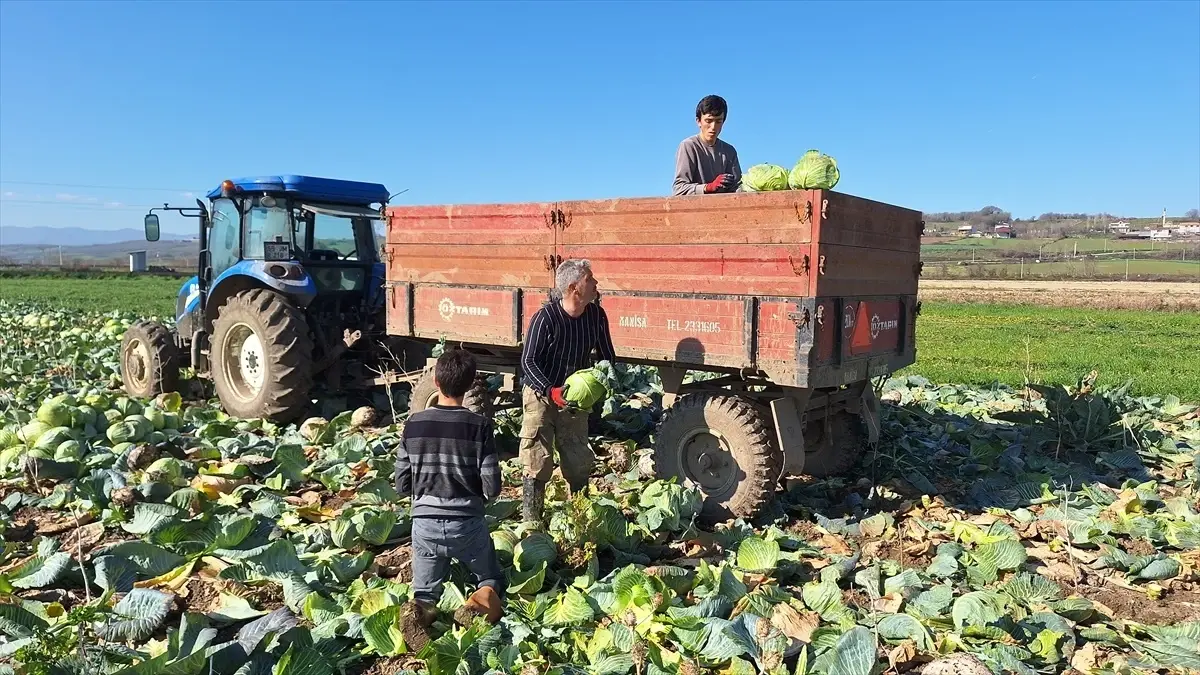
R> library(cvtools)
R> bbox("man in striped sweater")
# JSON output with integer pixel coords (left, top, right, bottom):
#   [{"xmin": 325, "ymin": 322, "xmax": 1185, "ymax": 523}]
[
  {"xmin": 394, "ymin": 348, "xmax": 504, "ymax": 649},
  {"xmin": 519, "ymin": 258, "xmax": 617, "ymax": 523}
]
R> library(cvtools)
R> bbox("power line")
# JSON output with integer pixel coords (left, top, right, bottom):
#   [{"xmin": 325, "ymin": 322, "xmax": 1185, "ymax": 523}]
[
  {"xmin": 0, "ymin": 180, "xmax": 204, "ymax": 193},
  {"xmin": 0, "ymin": 198, "xmax": 156, "ymax": 211}
]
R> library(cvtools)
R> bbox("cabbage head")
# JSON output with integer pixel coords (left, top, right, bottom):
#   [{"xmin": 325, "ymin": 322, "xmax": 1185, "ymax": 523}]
[
  {"xmin": 113, "ymin": 397, "xmax": 143, "ymax": 417},
  {"xmin": 37, "ymin": 401, "xmax": 72, "ymax": 427},
  {"xmin": 55, "ymin": 440, "xmax": 83, "ymax": 462},
  {"xmin": 35, "ymin": 427, "xmax": 74, "ymax": 452},
  {"xmin": 143, "ymin": 408, "xmax": 166, "ymax": 431},
  {"xmin": 563, "ymin": 368, "xmax": 611, "ymax": 411},
  {"xmin": 741, "ymin": 164, "xmax": 791, "ymax": 192},
  {"xmin": 19, "ymin": 421, "xmax": 52, "ymax": 445},
  {"xmin": 146, "ymin": 457, "xmax": 185, "ymax": 485},
  {"xmin": 789, "ymin": 149, "xmax": 840, "ymax": 190},
  {"xmin": 107, "ymin": 421, "xmax": 140, "ymax": 445}
]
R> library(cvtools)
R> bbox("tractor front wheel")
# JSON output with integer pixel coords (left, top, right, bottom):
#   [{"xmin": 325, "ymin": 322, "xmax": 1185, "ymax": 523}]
[
  {"xmin": 210, "ymin": 289, "xmax": 313, "ymax": 422},
  {"xmin": 120, "ymin": 321, "xmax": 180, "ymax": 399},
  {"xmin": 652, "ymin": 394, "xmax": 782, "ymax": 523}
]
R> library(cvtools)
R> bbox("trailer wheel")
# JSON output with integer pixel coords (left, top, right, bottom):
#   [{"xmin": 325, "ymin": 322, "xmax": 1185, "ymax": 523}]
[
  {"xmin": 406, "ymin": 368, "xmax": 494, "ymax": 418},
  {"xmin": 210, "ymin": 289, "xmax": 313, "ymax": 423},
  {"xmin": 803, "ymin": 411, "xmax": 867, "ymax": 478},
  {"xmin": 120, "ymin": 321, "xmax": 181, "ymax": 398},
  {"xmin": 653, "ymin": 394, "xmax": 781, "ymax": 522}
]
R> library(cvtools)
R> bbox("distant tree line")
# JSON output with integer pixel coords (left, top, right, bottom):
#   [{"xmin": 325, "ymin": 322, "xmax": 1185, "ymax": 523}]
[
  {"xmin": 1031, "ymin": 212, "xmax": 1095, "ymax": 221},
  {"xmin": 924, "ymin": 206, "xmax": 1013, "ymax": 228}
]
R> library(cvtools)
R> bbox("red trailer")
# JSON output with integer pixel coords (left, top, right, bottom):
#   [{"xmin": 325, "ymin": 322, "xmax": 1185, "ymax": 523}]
[{"xmin": 381, "ymin": 189, "xmax": 924, "ymax": 519}]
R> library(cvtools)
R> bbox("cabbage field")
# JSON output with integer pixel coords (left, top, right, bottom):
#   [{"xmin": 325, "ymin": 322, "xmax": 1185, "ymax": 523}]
[{"xmin": 1, "ymin": 299, "xmax": 1198, "ymax": 675}]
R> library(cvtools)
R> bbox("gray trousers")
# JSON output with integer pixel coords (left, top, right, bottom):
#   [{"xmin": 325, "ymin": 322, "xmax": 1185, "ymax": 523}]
[{"xmin": 410, "ymin": 516, "xmax": 504, "ymax": 605}]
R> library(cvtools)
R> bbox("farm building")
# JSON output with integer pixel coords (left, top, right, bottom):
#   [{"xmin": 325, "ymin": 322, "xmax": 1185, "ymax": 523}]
[{"xmin": 993, "ymin": 224, "xmax": 1015, "ymax": 238}]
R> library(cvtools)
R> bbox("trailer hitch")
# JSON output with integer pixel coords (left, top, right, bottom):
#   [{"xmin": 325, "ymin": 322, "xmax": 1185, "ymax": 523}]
[{"xmin": 312, "ymin": 328, "xmax": 363, "ymax": 375}]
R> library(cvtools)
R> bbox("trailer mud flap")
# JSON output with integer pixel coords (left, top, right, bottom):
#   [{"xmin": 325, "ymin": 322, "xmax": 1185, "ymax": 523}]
[{"xmin": 859, "ymin": 385, "xmax": 881, "ymax": 444}]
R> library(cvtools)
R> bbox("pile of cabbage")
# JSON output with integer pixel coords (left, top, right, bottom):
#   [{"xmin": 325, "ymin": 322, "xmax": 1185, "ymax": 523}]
[
  {"xmin": 0, "ymin": 389, "xmax": 185, "ymax": 481},
  {"xmin": 741, "ymin": 150, "xmax": 840, "ymax": 192}
]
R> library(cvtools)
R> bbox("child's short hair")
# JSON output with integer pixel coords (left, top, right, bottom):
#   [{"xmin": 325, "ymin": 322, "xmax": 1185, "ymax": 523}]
[{"xmin": 434, "ymin": 348, "xmax": 477, "ymax": 398}]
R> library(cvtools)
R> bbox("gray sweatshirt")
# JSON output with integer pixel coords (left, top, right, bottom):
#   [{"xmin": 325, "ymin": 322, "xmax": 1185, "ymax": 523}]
[{"xmin": 673, "ymin": 134, "xmax": 743, "ymax": 196}]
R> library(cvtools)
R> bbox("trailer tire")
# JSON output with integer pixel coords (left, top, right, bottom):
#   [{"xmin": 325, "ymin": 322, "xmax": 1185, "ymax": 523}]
[
  {"xmin": 653, "ymin": 394, "xmax": 781, "ymax": 522},
  {"xmin": 407, "ymin": 368, "xmax": 494, "ymax": 418},
  {"xmin": 120, "ymin": 321, "xmax": 181, "ymax": 399},
  {"xmin": 210, "ymin": 289, "xmax": 313, "ymax": 423},
  {"xmin": 803, "ymin": 411, "xmax": 867, "ymax": 478}
]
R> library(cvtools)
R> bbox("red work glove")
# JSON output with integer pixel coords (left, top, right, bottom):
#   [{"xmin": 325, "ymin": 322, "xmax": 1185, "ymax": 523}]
[
  {"xmin": 548, "ymin": 386, "xmax": 567, "ymax": 409},
  {"xmin": 704, "ymin": 174, "xmax": 735, "ymax": 194}
]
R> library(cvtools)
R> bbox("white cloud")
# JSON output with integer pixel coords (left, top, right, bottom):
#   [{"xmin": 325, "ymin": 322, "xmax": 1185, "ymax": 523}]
[
  {"xmin": 105, "ymin": 201, "xmax": 124, "ymax": 208},
  {"xmin": 181, "ymin": 192, "xmax": 196, "ymax": 199},
  {"xmin": 56, "ymin": 193, "xmax": 100, "ymax": 204},
  {"xmin": 2, "ymin": 191, "xmax": 15, "ymax": 198}
]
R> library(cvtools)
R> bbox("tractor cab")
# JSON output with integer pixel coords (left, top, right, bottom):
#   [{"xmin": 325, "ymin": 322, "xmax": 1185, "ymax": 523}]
[
  {"xmin": 129, "ymin": 175, "xmax": 393, "ymax": 422},
  {"xmin": 146, "ymin": 175, "xmax": 389, "ymax": 340}
]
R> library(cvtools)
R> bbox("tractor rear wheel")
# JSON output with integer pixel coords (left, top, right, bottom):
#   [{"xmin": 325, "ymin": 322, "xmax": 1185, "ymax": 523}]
[
  {"xmin": 652, "ymin": 394, "xmax": 782, "ymax": 522},
  {"xmin": 120, "ymin": 321, "xmax": 180, "ymax": 399},
  {"xmin": 802, "ymin": 411, "xmax": 867, "ymax": 478},
  {"xmin": 407, "ymin": 368, "xmax": 494, "ymax": 418},
  {"xmin": 210, "ymin": 289, "xmax": 313, "ymax": 422}
]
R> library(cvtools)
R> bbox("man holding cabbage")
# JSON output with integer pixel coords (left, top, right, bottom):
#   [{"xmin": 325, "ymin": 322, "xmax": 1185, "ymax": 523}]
[
  {"xmin": 672, "ymin": 94, "xmax": 743, "ymax": 196},
  {"xmin": 518, "ymin": 258, "xmax": 617, "ymax": 524}
]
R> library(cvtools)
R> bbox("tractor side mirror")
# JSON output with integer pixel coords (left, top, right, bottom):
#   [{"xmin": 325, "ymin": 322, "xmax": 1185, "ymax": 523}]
[{"xmin": 144, "ymin": 214, "xmax": 161, "ymax": 242}]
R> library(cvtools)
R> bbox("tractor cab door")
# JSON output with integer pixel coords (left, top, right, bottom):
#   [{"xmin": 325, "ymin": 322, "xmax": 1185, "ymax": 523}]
[{"xmin": 208, "ymin": 198, "xmax": 242, "ymax": 279}]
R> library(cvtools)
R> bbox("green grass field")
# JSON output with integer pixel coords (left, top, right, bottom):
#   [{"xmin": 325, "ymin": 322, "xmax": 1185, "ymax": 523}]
[
  {"xmin": 922, "ymin": 236, "xmax": 1198, "ymax": 258},
  {"xmin": 0, "ymin": 274, "xmax": 183, "ymax": 316},
  {"xmin": 3, "ymin": 274, "xmax": 1197, "ymax": 402},
  {"xmin": 905, "ymin": 303, "xmax": 1200, "ymax": 402}
]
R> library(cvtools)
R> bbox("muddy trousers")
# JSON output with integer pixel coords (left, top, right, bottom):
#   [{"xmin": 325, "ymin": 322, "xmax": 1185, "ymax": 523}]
[
  {"xmin": 518, "ymin": 385, "xmax": 595, "ymax": 491},
  {"xmin": 410, "ymin": 516, "xmax": 504, "ymax": 606}
]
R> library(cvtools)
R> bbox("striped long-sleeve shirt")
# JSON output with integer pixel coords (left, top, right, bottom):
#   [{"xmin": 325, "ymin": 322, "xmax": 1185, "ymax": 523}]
[
  {"xmin": 394, "ymin": 405, "xmax": 500, "ymax": 518},
  {"xmin": 521, "ymin": 300, "xmax": 617, "ymax": 396}
]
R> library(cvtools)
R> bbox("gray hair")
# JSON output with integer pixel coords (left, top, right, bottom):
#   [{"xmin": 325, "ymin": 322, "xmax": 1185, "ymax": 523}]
[{"xmin": 552, "ymin": 258, "xmax": 592, "ymax": 300}]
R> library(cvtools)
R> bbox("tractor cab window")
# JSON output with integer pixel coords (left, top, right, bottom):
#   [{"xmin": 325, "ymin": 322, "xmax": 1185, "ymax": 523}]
[
  {"xmin": 244, "ymin": 197, "xmax": 291, "ymax": 259},
  {"xmin": 209, "ymin": 198, "xmax": 241, "ymax": 276},
  {"xmin": 295, "ymin": 203, "xmax": 381, "ymax": 263},
  {"xmin": 312, "ymin": 212, "xmax": 359, "ymax": 261}
]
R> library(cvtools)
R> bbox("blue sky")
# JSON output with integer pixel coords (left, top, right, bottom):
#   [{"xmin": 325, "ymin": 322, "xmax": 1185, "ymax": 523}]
[{"xmin": 1, "ymin": 0, "xmax": 1197, "ymax": 232}]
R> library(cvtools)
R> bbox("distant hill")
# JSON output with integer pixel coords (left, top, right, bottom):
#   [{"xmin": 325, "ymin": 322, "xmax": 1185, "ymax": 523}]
[
  {"xmin": 0, "ymin": 239, "xmax": 197, "ymax": 267},
  {"xmin": 0, "ymin": 226, "xmax": 194, "ymax": 247}
]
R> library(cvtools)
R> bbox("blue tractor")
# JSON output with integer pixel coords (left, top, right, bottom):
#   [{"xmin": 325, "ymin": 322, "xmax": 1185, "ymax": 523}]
[{"xmin": 120, "ymin": 175, "xmax": 429, "ymax": 422}]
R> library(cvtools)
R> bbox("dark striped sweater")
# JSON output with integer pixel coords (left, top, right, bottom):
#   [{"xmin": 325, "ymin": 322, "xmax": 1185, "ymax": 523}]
[
  {"xmin": 521, "ymin": 300, "xmax": 617, "ymax": 395},
  {"xmin": 394, "ymin": 405, "xmax": 500, "ymax": 518}
]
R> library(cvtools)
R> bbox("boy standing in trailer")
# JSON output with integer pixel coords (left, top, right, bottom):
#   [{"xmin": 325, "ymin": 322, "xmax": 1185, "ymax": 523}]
[{"xmin": 395, "ymin": 348, "xmax": 505, "ymax": 650}]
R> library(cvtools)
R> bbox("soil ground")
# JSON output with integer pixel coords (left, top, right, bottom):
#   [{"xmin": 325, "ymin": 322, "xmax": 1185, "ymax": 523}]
[{"xmin": 919, "ymin": 279, "xmax": 1200, "ymax": 310}]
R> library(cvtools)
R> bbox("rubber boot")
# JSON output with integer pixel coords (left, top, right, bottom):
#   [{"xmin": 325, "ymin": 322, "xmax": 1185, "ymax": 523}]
[{"xmin": 522, "ymin": 476, "xmax": 545, "ymax": 525}]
